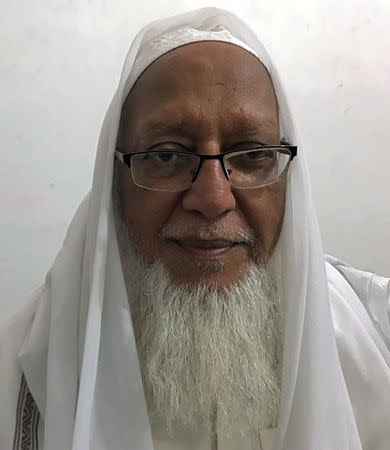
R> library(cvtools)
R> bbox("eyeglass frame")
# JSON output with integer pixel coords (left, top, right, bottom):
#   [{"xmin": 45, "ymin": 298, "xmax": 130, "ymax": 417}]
[{"xmin": 114, "ymin": 144, "xmax": 298, "ymax": 191}]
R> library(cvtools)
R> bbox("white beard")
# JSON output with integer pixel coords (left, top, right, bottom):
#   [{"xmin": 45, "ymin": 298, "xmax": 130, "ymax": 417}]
[{"xmin": 113, "ymin": 189, "xmax": 282, "ymax": 434}]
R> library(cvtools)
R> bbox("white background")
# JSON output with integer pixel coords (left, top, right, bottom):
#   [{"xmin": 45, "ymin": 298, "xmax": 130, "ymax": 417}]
[{"xmin": 1, "ymin": 0, "xmax": 389, "ymax": 318}]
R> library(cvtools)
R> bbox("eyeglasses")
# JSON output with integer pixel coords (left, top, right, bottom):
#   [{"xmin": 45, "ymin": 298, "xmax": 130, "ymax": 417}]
[{"xmin": 114, "ymin": 145, "xmax": 297, "ymax": 192}]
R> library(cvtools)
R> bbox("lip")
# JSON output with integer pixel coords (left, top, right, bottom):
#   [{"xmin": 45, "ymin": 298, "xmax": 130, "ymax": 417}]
[{"xmin": 171, "ymin": 239, "xmax": 239, "ymax": 259}]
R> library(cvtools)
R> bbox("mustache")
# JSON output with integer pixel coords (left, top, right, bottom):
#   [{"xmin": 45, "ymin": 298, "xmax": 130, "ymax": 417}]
[{"xmin": 159, "ymin": 222, "xmax": 256, "ymax": 245}]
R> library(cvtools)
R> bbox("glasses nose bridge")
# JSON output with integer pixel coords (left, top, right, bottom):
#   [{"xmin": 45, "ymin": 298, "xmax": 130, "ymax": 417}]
[{"xmin": 192, "ymin": 153, "xmax": 230, "ymax": 183}]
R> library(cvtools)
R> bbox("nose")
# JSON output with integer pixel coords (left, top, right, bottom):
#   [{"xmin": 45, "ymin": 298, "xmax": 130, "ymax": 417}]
[{"xmin": 181, "ymin": 158, "xmax": 236, "ymax": 219}]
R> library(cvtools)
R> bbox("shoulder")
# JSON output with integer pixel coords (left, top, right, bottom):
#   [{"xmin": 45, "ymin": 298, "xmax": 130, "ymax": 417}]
[
  {"xmin": 0, "ymin": 293, "xmax": 40, "ymax": 449},
  {"xmin": 325, "ymin": 254, "xmax": 390, "ymax": 362},
  {"xmin": 325, "ymin": 255, "xmax": 390, "ymax": 345},
  {"xmin": 325, "ymin": 256, "xmax": 390, "ymax": 449},
  {"xmin": 0, "ymin": 293, "xmax": 40, "ymax": 365},
  {"xmin": 0, "ymin": 291, "xmax": 38, "ymax": 361}
]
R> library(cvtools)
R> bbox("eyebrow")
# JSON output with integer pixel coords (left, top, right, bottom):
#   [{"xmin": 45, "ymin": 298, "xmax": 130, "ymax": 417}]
[
  {"xmin": 131, "ymin": 117, "xmax": 279, "ymax": 150},
  {"xmin": 228, "ymin": 120, "xmax": 278, "ymax": 142},
  {"xmin": 132, "ymin": 121, "xmax": 188, "ymax": 150}
]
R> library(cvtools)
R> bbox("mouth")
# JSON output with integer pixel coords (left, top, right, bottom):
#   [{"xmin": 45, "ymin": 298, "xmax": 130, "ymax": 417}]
[{"xmin": 168, "ymin": 238, "xmax": 245, "ymax": 259}]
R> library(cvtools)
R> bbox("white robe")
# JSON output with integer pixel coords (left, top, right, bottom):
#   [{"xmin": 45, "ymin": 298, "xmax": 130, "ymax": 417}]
[{"xmin": 1, "ymin": 257, "xmax": 389, "ymax": 449}]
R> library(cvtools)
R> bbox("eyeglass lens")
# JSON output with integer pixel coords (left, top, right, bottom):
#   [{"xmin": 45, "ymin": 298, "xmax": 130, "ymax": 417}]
[
  {"xmin": 131, "ymin": 148, "xmax": 291, "ymax": 191},
  {"xmin": 226, "ymin": 149, "xmax": 290, "ymax": 188}
]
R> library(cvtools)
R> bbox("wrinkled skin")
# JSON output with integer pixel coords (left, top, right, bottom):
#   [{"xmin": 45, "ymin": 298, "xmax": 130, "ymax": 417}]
[{"xmin": 116, "ymin": 41, "xmax": 285, "ymax": 288}]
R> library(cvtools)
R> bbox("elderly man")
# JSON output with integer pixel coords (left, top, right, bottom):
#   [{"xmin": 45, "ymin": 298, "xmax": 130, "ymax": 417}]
[{"xmin": 1, "ymin": 7, "xmax": 389, "ymax": 450}]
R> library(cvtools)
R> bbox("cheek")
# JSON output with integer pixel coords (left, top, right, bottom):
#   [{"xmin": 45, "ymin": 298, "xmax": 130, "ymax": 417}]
[
  {"xmin": 118, "ymin": 175, "xmax": 179, "ymax": 260},
  {"xmin": 237, "ymin": 180, "xmax": 286, "ymax": 257}
]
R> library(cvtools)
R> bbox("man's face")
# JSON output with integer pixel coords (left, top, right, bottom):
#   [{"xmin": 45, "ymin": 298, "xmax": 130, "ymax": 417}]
[{"xmin": 116, "ymin": 41, "xmax": 284, "ymax": 288}]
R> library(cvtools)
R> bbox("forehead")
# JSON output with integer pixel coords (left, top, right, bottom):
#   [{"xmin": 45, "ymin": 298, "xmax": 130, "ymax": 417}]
[{"xmin": 118, "ymin": 41, "xmax": 279, "ymax": 146}]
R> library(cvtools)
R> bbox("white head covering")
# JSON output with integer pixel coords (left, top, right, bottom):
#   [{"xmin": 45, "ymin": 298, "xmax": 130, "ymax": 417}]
[{"xmin": 18, "ymin": 7, "xmax": 363, "ymax": 450}]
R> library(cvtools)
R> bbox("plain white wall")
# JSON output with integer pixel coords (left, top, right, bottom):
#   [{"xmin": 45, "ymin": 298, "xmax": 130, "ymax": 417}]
[{"xmin": 1, "ymin": 0, "xmax": 389, "ymax": 318}]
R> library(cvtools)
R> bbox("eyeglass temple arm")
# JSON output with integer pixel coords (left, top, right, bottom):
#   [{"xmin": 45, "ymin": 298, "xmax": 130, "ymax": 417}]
[
  {"xmin": 115, "ymin": 150, "xmax": 133, "ymax": 168},
  {"xmin": 289, "ymin": 146, "xmax": 298, "ymax": 159},
  {"xmin": 115, "ymin": 150, "xmax": 124, "ymax": 163}
]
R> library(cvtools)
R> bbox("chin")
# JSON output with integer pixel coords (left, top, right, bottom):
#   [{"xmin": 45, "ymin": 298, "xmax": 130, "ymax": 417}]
[{"xmin": 162, "ymin": 259, "xmax": 253, "ymax": 290}]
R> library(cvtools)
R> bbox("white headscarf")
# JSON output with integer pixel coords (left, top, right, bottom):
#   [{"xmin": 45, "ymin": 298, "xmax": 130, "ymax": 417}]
[{"xmin": 18, "ymin": 7, "xmax": 365, "ymax": 450}]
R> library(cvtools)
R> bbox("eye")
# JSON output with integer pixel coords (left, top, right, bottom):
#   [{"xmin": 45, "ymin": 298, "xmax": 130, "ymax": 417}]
[
  {"xmin": 143, "ymin": 150, "xmax": 179, "ymax": 166},
  {"xmin": 149, "ymin": 142, "xmax": 189, "ymax": 152},
  {"xmin": 245, "ymin": 149, "xmax": 274, "ymax": 160},
  {"xmin": 156, "ymin": 151, "xmax": 176, "ymax": 162},
  {"xmin": 228, "ymin": 141, "xmax": 269, "ymax": 153},
  {"xmin": 227, "ymin": 148, "xmax": 277, "ymax": 172}
]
